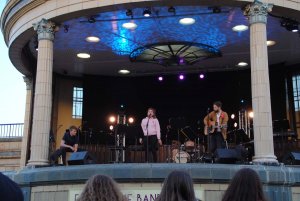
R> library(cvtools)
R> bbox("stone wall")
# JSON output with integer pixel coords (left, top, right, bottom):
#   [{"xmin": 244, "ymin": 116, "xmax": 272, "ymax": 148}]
[{"xmin": 0, "ymin": 138, "xmax": 22, "ymax": 171}]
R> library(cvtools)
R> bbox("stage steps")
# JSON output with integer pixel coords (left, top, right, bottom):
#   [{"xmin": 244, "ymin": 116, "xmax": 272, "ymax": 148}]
[{"xmin": 0, "ymin": 138, "xmax": 22, "ymax": 171}]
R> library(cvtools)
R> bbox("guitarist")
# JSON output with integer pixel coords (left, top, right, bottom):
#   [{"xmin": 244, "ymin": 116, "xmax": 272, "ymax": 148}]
[{"xmin": 203, "ymin": 101, "xmax": 229, "ymax": 154}]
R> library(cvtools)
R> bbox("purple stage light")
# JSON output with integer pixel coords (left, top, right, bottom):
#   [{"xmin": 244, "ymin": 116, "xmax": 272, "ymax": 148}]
[
  {"xmin": 179, "ymin": 74, "xmax": 185, "ymax": 80},
  {"xmin": 158, "ymin": 76, "xmax": 163, "ymax": 81},
  {"xmin": 199, "ymin": 74, "xmax": 205, "ymax": 79}
]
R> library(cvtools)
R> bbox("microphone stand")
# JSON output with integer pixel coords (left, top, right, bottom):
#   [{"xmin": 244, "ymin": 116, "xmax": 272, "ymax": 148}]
[{"xmin": 146, "ymin": 117, "xmax": 150, "ymax": 163}]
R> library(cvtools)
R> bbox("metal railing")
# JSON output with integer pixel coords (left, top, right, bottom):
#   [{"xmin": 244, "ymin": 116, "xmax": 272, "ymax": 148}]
[{"xmin": 0, "ymin": 123, "xmax": 24, "ymax": 138}]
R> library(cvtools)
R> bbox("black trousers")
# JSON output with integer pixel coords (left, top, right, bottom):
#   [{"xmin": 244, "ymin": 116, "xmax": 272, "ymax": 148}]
[
  {"xmin": 209, "ymin": 132, "xmax": 224, "ymax": 154},
  {"xmin": 144, "ymin": 135, "xmax": 158, "ymax": 163},
  {"xmin": 50, "ymin": 147, "xmax": 83, "ymax": 165}
]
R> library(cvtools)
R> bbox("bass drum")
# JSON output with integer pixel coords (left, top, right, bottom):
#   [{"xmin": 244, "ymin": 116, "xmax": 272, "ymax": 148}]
[{"xmin": 172, "ymin": 149, "xmax": 190, "ymax": 163}]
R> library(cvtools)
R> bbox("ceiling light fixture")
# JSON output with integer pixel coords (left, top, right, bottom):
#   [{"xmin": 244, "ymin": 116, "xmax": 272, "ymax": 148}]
[
  {"xmin": 266, "ymin": 40, "xmax": 276, "ymax": 46},
  {"xmin": 232, "ymin": 25, "xmax": 248, "ymax": 32},
  {"xmin": 77, "ymin": 53, "xmax": 91, "ymax": 59},
  {"xmin": 118, "ymin": 69, "xmax": 130, "ymax": 74},
  {"xmin": 179, "ymin": 18, "xmax": 195, "ymax": 25},
  {"xmin": 122, "ymin": 22, "xmax": 137, "ymax": 29},
  {"xmin": 237, "ymin": 62, "xmax": 248, "ymax": 67},
  {"xmin": 143, "ymin": 8, "xmax": 151, "ymax": 17},
  {"xmin": 86, "ymin": 36, "xmax": 100, "ymax": 43}
]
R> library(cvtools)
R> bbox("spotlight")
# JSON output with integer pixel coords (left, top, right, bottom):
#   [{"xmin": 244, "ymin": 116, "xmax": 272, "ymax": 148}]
[
  {"xmin": 232, "ymin": 25, "xmax": 248, "ymax": 32},
  {"xmin": 143, "ymin": 8, "xmax": 151, "ymax": 17},
  {"xmin": 266, "ymin": 40, "xmax": 276, "ymax": 46},
  {"xmin": 199, "ymin": 74, "xmax": 205, "ymax": 79},
  {"xmin": 109, "ymin": 125, "xmax": 114, "ymax": 131},
  {"xmin": 231, "ymin": 114, "xmax": 235, "ymax": 119},
  {"xmin": 179, "ymin": 18, "xmax": 195, "ymax": 25},
  {"xmin": 249, "ymin": 111, "xmax": 254, "ymax": 118},
  {"xmin": 128, "ymin": 117, "xmax": 134, "ymax": 124},
  {"xmin": 179, "ymin": 74, "xmax": 185, "ymax": 80},
  {"xmin": 63, "ymin": 25, "xmax": 69, "ymax": 33},
  {"xmin": 126, "ymin": 9, "xmax": 133, "ymax": 17},
  {"xmin": 168, "ymin": 6, "xmax": 176, "ymax": 13},
  {"xmin": 118, "ymin": 69, "xmax": 130, "ymax": 74},
  {"xmin": 237, "ymin": 62, "xmax": 248, "ymax": 67},
  {"xmin": 212, "ymin": 6, "xmax": 221, "ymax": 13},
  {"xmin": 88, "ymin": 16, "xmax": 96, "ymax": 23},
  {"xmin": 281, "ymin": 19, "xmax": 299, "ymax": 32},
  {"xmin": 122, "ymin": 22, "xmax": 137, "ymax": 29},
  {"xmin": 234, "ymin": 122, "xmax": 238, "ymax": 128},
  {"xmin": 86, "ymin": 36, "xmax": 100, "ymax": 43},
  {"xmin": 109, "ymin": 116, "xmax": 116, "ymax": 123},
  {"xmin": 77, "ymin": 53, "xmax": 90, "ymax": 59},
  {"xmin": 158, "ymin": 76, "xmax": 164, "ymax": 81}
]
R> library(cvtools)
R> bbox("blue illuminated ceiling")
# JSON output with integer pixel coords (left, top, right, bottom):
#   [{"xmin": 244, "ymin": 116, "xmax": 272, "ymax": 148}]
[{"xmin": 49, "ymin": 5, "xmax": 300, "ymax": 76}]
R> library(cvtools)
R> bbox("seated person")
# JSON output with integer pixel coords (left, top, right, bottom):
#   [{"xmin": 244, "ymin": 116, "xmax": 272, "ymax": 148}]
[{"xmin": 50, "ymin": 125, "xmax": 83, "ymax": 165}]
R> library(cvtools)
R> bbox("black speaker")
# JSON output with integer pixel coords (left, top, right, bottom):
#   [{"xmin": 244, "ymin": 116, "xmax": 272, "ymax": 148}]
[
  {"xmin": 67, "ymin": 151, "xmax": 95, "ymax": 165},
  {"xmin": 283, "ymin": 152, "xmax": 300, "ymax": 165},
  {"xmin": 214, "ymin": 149, "xmax": 238, "ymax": 164}
]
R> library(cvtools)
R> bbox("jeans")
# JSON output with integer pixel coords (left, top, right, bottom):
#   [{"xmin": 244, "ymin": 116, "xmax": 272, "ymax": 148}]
[
  {"xmin": 143, "ymin": 135, "xmax": 158, "ymax": 162},
  {"xmin": 50, "ymin": 146, "xmax": 83, "ymax": 165},
  {"xmin": 209, "ymin": 132, "xmax": 224, "ymax": 154}
]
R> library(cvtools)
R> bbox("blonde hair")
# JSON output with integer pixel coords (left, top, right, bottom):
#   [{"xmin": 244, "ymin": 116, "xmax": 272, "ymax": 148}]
[{"xmin": 77, "ymin": 174, "xmax": 127, "ymax": 201}]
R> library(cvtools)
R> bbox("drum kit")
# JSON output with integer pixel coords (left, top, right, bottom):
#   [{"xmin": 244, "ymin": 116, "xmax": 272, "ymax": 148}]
[{"xmin": 171, "ymin": 140, "xmax": 206, "ymax": 163}]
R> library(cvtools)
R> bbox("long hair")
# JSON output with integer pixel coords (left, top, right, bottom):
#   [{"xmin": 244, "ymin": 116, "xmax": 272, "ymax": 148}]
[
  {"xmin": 156, "ymin": 170, "xmax": 196, "ymax": 201},
  {"xmin": 77, "ymin": 174, "xmax": 127, "ymax": 201},
  {"xmin": 222, "ymin": 168, "xmax": 267, "ymax": 201}
]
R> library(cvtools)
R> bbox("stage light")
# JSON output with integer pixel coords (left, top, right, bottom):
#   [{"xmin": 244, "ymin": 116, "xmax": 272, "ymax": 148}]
[
  {"xmin": 63, "ymin": 25, "xmax": 69, "ymax": 33},
  {"xmin": 231, "ymin": 114, "xmax": 235, "ymax": 119},
  {"xmin": 88, "ymin": 16, "xmax": 96, "ymax": 23},
  {"xmin": 143, "ymin": 8, "xmax": 151, "ymax": 17},
  {"xmin": 281, "ymin": 19, "xmax": 299, "ymax": 32},
  {"xmin": 179, "ymin": 18, "xmax": 195, "ymax": 25},
  {"xmin": 109, "ymin": 125, "xmax": 114, "ymax": 131},
  {"xmin": 118, "ymin": 69, "xmax": 130, "ymax": 74},
  {"xmin": 234, "ymin": 122, "xmax": 238, "ymax": 128},
  {"xmin": 249, "ymin": 111, "xmax": 254, "ymax": 118},
  {"xmin": 158, "ymin": 76, "xmax": 163, "ymax": 81},
  {"xmin": 212, "ymin": 6, "xmax": 221, "ymax": 13},
  {"xmin": 109, "ymin": 116, "xmax": 116, "ymax": 123},
  {"xmin": 128, "ymin": 117, "xmax": 134, "ymax": 124},
  {"xmin": 199, "ymin": 74, "xmax": 205, "ymax": 79},
  {"xmin": 126, "ymin": 9, "xmax": 133, "ymax": 17},
  {"xmin": 241, "ymin": 99, "xmax": 245, "ymax": 103},
  {"xmin": 267, "ymin": 40, "xmax": 276, "ymax": 46},
  {"xmin": 122, "ymin": 22, "xmax": 137, "ymax": 29},
  {"xmin": 179, "ymin": 74, "xmax": 185, "ymax": 80},
  {"xmin": 77, "ymin": 53, "xmax": 90, "ymax": 59},
  {"xmin": 168, "ymin": 6, "xmax": 176, "ymax": 13},
  {"xmin": 237, "ymin": 62, "xmax": 248, "ymax": 67},
  {"xmin": 34, "ymin": 44, "xmax": 38, "ymax": 51},
  {"xmin": 86, "ymin": 36, "xmax": 100, "ymax": 43},
  {"xmin": 232, "ymin": 25, "xmax": 248, "ymax": 32}
]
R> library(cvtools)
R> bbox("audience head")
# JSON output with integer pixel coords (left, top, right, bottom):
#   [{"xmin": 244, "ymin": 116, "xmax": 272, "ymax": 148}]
[
  {"xmin": 0, "ymin": 172, "xmax": 24, "ymax": 201},
  {"xmin": 77, "ymin": 174, "xmax": 126, "ymax": 201},
  {"xmin": 156, "ymin": 170, "xmax": 197, "ymax": 201},
  {"xmin": 222, "ymin": 168, "xmax": 267, "ymax": 201}
]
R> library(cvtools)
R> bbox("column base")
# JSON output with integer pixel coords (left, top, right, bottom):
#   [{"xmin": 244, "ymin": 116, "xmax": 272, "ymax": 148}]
[
  {"xmin": 252, "ymin": 155, "xmax": 279, "ymax": 166},
  {"xmin": 27, "ymin": 159, "xmax": 49, "ymax": 167}
]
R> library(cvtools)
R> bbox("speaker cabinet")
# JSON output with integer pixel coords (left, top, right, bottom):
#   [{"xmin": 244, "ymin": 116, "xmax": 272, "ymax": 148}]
[
  {"xmin": 214, "ymin": 148, "xmax": 238, "ymax": 164},
  {"xmin": 283, "ymin": 152, "xmax": 300, "ymax": 165},
  {"xmin": 67, "ymin": 151, "xmax": 95, "ymax": 165}
]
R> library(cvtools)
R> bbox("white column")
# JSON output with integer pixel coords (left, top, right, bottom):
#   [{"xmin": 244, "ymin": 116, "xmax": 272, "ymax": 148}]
[
  {"xmin": 27, "ymin": 19, "xmax": 57, "ymax": 166},
  {"xmin": 244, "ymin": 1, "xmax": 278, "ymax": 165},
  {"xmin": 20, "ymin": 76, "xmax": 33, "ymax": 167}
]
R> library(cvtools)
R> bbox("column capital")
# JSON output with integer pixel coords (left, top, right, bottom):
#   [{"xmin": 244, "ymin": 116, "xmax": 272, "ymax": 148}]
[
  {"xmin": 243, "ymin": 0, "xmax": 273, "ymax": 24},
  {"xmin": 33, "ymin": 18, "xmax": 58, "ymax": 41},
  {"xmin": 23, "ymin": 76, "xmax": 33, "ymax": 90}
]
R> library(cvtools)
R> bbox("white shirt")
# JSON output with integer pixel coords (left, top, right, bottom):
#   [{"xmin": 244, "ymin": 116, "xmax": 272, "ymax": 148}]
[{"xmin": 141, "ymin": 117, "xmax": 161, "ymax": 140}]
